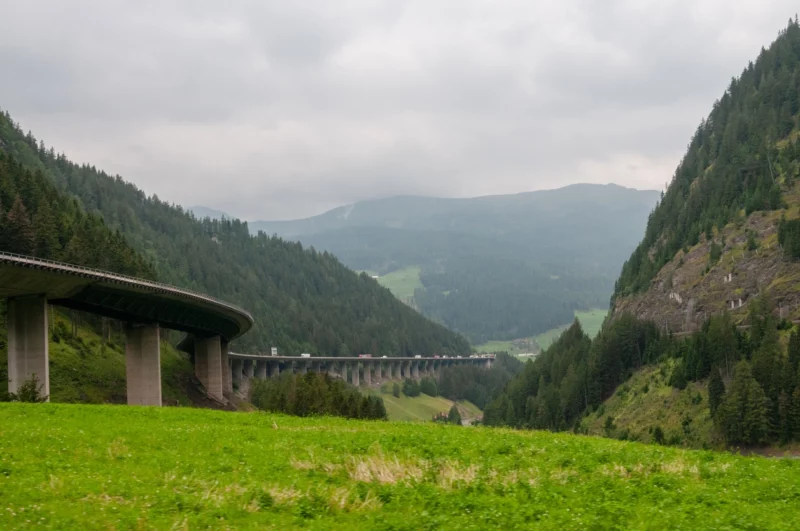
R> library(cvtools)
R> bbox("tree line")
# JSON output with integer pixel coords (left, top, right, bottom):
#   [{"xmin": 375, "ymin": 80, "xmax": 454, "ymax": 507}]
[
  {"xmin": 483, "ymin": 295, "xmax": 800, "ymax": 446},
  {"xmin": 250, "ymin": 372, "xmax": 387, "ymax": 420},
  {"xmin": 0, "ymin": 150, "xmax": 154, "ymax": 278}
]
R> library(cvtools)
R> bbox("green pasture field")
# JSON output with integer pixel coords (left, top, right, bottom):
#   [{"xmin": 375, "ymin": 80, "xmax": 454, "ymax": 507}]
[
  {"xmin": 534, "ymin": 308, "xmax": 608, "ymax": 349},
  {"xmin": 372, "ymin": 266, "xmax": 423, "ymax": 300},
  {"xmin": 2, "ymin": 403, "xmax": 799, "ymax": 529},
  {"xmin": 372, "ymin": 389, "xmax": 481, "ymax": 422}
]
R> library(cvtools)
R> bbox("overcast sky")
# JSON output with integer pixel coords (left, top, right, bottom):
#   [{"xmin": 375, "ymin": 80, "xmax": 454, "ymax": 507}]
[{"xmin": 0, "ymin": 1, "xmax": 797, "ymax": 220}]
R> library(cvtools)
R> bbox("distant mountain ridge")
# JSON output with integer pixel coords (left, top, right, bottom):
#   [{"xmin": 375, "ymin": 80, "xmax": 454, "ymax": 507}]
[
  {"xmin": 189, "ymin": 206, "xmax": 230, "ymax": 220},
  {"xmin": 246, "ymin": 184, "xmax": 661, "ymax": 343}
]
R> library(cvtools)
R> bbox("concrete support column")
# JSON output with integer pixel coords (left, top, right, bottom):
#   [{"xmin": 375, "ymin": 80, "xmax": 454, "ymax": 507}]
[
  {"xmin": 404, "ymin": 361, "xmax": 412, "ymax": 379},
  {"xmin": 376, "ymin": 362, "xmax": 383, "ymax": 380},
  {"xmin": 364, "ymin": 363, "xmax": 372, "ymax": 386},
  {"xmin": 232, "ymin": 359, "xmax": 243, "ymax": 387},
  {"xmin": 298, "ymin": 360, "xmax": 308, "ymax": 375},
  {"xmin": 393, "ymin": 361, "xmax": 400, "ymax": 380},
  {"xmin": 269, "ymin": 360, "xmax": 280, "ymax": 377},
  {"xmin": 195, "ymin": 336, "xmax": 223, "ymax": 401},
  {"xmin": 351, "ymin": 362, "xmax": 360, "ymax": 386},
  {"xmin": 221, "ymin": 342, "xmax": 232, "ymax": 394},
  {"xmin": 412, "ymin": 360, "xmax": 420, "ymax": 380},
  {"xmin": 327, "ymin": 361, "xmax": 338, "ymax": 379},
  {"xmin": 124, "ymin": 323, "xmax": 161, "ymax": 406},
  {"xmin": 244, "ymin": 359, "xmax": 255, "ymax": 379},
  {"xmin": 255, "ymin": 360, "xmax": 267, "ymax": 380},
  {"xmin": 7, "ymin": 296, "xmax": 49, "ymax": 399}
]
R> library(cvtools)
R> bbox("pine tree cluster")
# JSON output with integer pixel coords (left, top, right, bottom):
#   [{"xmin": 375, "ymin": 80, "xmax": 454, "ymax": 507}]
[{"xmin": 250, "ymin": 372, "xmax": 387, "ymax": 420}]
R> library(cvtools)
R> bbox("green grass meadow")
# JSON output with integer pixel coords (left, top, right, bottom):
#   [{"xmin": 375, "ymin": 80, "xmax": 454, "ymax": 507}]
[
  {"xmin": 2, "ymin": 403, "xmax": 799, "ymax": 529},
  {"xmin": 534, "ymin": 308, "xmax": 608, "ymax": 350},
  {"xmin": 372, "ymin": 266, "xmax": 423, "ymax": 301},
  {"xmin": 474, "ymin": 309, "xmax": 608, "ymax": 354},
  {"xmin": 372, "ymin": 389, "xmax": 481, "ymax": 422}
]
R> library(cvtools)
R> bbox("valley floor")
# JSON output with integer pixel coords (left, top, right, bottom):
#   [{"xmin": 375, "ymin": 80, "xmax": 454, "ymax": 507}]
[{"xmin": 2, "ymin": 403, "xmax": 799, "ymax": 530}]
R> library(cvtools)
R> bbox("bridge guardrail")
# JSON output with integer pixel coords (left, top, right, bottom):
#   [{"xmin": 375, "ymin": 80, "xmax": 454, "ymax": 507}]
[{"xmin": 0, "ymin": 251, "xmax": 254, "ymax": 323}]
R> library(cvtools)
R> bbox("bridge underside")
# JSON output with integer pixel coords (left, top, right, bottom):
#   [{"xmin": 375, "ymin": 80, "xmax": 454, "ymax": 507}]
[{"xmin": 1, "ymin": 257, "xmax": 252, "ymax": 406}]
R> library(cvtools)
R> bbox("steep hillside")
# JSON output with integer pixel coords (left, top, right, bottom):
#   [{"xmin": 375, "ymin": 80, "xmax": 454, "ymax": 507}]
[
  {"xmin": 480, "ymin": 21, "xmax": 800, "ymax": 451},
  {"xmin": 0, "ymin": 110, "xmax": 470, "ymax": 357},
  {"xmin": 613, "ymin": 19, "xmax": 800, "ymax": 328},
  {"xmin": 250, "ymin": 185, "xmax": 658, "ymax": 343}
]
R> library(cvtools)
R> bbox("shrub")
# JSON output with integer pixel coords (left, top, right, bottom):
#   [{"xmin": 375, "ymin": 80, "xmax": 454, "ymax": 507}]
[
  {"xmin": 402, "ymin": 378, "xmax": 420, "ymax": 397},
  {"xmin": 447, "ymin": 404, "xmax": 462, "ymax": 425},
  {"xmin": 392, "ymin": 382, "xmax": 400, "ymax": 398},
  {"xmin": 420, "ymin": 377, "xmax": 438, "ymax": 397},
  {"xmin": 652, "ymin": 426, "xmax": 665, "ymax": 445}
]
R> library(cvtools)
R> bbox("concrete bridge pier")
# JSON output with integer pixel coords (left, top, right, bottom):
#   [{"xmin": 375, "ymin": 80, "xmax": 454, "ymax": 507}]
[
  {"xmin": 244, "ymin": 359, "xmax": 255, "ymax": 379},
  {"xmin": 327, "ymin": 361, "xmax": 338, "ymax": 379},
  {"xmin": 195, "ymin": 336, "xmax": 223, "ymax": 401},
  {"xmin": 255, "ymin": 360, "xmax": 267, "ymax": 380},
  {"xmin": 221, "ymin": 342, "xmax": 232, "ymax": 394},
  {"xmin": 412, "ymin": 360, "xmax": 420, "ymax": 380},
  {"xmin": 231, "ymin": 359, "xmax": 243, "ymax": 388},
  {"xmin": 124, "ymin": 323, "xmax": 161, "ymax": 406},
  {"xmin": 364, "ymin": 363, "xmax": 372, "ymax": 386},
  {"xmin": 351, "ymin": 362, "xmax": 360, "ymax": 386},
  {"xmin": 404, "ymin": 361, "xmax": 412, "ymax": 379},
  {"xmin": 298, "ymin": 360, "xmax": 308, "ymax": 375},
  {"xmin": 375, "ymin": 362, "xmax": 382, "ymax": 380},
  {"xmin": 268, "ymin": 360, "xmax": 280, "ymax": 378},
  {"xmin": 6, "ymin": 296, "xmax": 50, "ymax": 399}
]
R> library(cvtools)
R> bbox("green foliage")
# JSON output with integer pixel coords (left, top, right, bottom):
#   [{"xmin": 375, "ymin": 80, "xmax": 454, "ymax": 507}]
[
  {"xmin": 615, "ymin": 20, "xmax": 800, "ymax": 299},
  {"xmin": 0, "ymin": 110, "xmax": 470, "ymax": 357},
  {"xmin": 438, "ymin": 352, "xmax": 523, "ymax": 409},
  {"xmin": 715, "ymin": 361, "xmax": 771, "ymax": 445},
  {"xmin": 708, "ymin": 368, "xmax": 725, "ymax": 416},
  {"xmin": 419, "ymin": 376, "xmax": 438, "ymax": 397},
  {"xmin": 250, "ymin": 372, "xmax": 386, "ymax": 420},
  {"xmin": 0, "ymin": 151, "xmax": 154, "ymax": 277},
  {"xmin": 652, "ymin": 426, "xmax": 665, "ymax": 445},
  {"xmin": 391, "ymin": 382, "xmax": 400, "ymax": 398},
  {"xmin": 447, "ymin": 403, "xmax": 462, "ymax": 425},
  {"xmin": 3, "ymin": 403, "xmax": 800, "ymax": 528},
  {"xmin": 401, "ymin": 378, "xmax": 420, "ymax": 398},
  {"xmin": 1, "ymin": 374, "xmax": 48, "ymax": 402}
]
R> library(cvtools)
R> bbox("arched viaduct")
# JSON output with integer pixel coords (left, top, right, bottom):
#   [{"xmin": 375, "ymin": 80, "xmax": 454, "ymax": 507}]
[{"xmin": 0, "ymin": 252, "xmax": 493, "ymax": 406}]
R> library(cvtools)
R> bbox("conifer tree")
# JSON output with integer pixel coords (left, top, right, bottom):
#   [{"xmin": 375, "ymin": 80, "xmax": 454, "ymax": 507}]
[
  {"xmin": 5, "ymin": 196, "xmax": 35, "ymax": 255},
  {"xmin": 708, "ymin": 368, "xmax": 725, "ymax": 416}
]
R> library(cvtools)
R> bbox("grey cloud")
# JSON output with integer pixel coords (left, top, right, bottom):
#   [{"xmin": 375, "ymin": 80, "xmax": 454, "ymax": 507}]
[{"xmin": 0, "ymin": 0, "xmax": 796, "ymax": 219}]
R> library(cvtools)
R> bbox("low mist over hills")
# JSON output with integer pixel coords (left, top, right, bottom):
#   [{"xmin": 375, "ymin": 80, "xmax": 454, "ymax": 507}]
[{"xmin": 245, "ymin": 184, "xmax": 660, "ymax": 343}]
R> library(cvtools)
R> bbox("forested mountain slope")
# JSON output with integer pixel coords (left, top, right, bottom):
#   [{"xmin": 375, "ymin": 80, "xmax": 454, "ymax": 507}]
[
  {"xmin": 484, "ymin": 21, "xmax": 800, "ymax": 450},
  {"xmin": 613, "ymin": 19, "xmax": 800, "ymax": 330},
  {"xmin": 0, "ymin": 110, "xmax": 470, "ymax": 357},
  {"xmin": 249, "ymin": 185, "xmax": 659, "ymax": 343}
]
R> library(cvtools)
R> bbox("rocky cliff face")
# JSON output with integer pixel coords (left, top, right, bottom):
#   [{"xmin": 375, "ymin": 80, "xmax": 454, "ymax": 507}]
[{"xmin": 613, "ymin": 196, "xmax": 800, "ymax": 332}]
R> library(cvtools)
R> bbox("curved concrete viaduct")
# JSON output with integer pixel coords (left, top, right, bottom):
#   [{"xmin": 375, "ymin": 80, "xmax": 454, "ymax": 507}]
[
  {"xmin": 0, "ymin": 252, "xmax": 253, "ymax": 405},
  {"xmin": 226, "ymin": 354, "xmax": 494, "ymax": 392},
  {"xmin": 1, "ymin": 252, "xmax": 494, "ymax": 407}
]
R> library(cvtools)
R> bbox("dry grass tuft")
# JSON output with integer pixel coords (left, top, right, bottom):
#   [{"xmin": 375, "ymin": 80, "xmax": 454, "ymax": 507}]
[
  {"xmin": 346, "ymin": 454, "xmax": 425, "ymax": 484},
  {"xmin": 437, "ymin": 460, "xmax": 479, "ymax": 489}
]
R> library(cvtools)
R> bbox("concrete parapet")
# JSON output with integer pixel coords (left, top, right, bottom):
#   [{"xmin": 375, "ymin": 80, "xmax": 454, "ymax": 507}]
[
  {"xmin": 125, "ymin": 323, "xmax": 161, "ymax": 406},
  {"xmin": 7, "ymin": 296, "xmax": 50, "ymax": 399}
]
